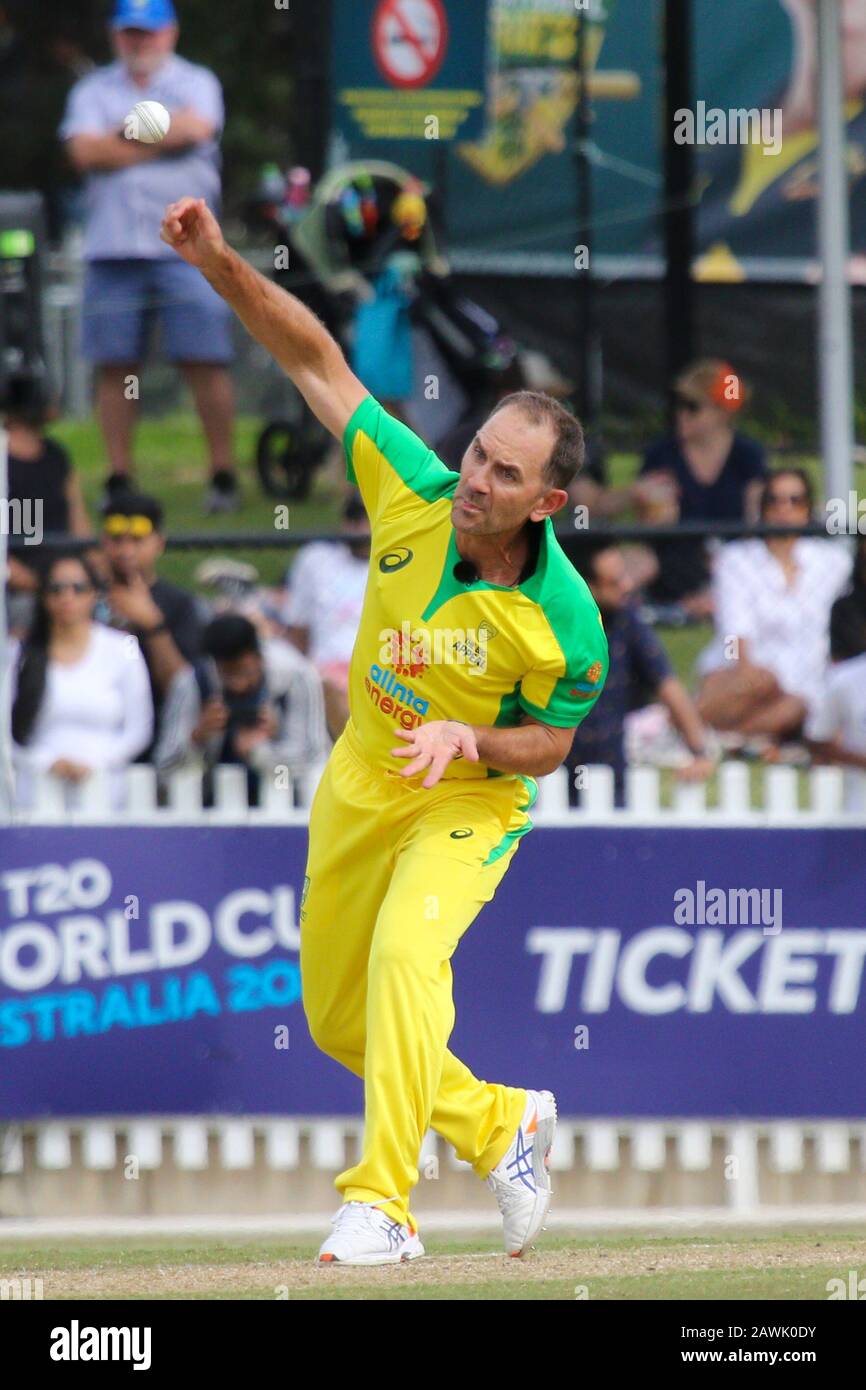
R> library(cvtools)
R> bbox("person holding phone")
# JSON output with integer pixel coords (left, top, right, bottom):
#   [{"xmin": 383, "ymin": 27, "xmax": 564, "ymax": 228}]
[{"xmin": 183, "ymin": 614, "xmax": 327, "ymax": 805}]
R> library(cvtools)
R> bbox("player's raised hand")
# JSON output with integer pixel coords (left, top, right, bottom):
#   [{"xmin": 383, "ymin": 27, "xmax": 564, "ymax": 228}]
[
  {"xmin": 160, "ymin": 197, "xmax": 225, "ymax": 272},
  {"xmin": 391, "ymin": 720, "xmax": 479, "ymax": 789}
]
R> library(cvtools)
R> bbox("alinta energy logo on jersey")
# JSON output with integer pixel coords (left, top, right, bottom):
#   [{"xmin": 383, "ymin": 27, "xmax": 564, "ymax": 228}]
[
  {"xmin": 364, "ymin": 624, "xmax": 430, "ymax": 730},
  {"xmin": 364, "ymin": 663, "xmax": 430, "ymax": 730},
  {"xmin": 387, "ymin": 627, "xmax": 429, "ymax": 680}
]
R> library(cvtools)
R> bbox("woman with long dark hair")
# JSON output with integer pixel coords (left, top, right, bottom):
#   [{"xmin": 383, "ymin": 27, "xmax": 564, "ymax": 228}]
[
  {"xmin": 10, "ymin": 551, "xmax": 153, "ymax": 809},
  {"xmin": 696, "ymin": 469, "xmax": 852, "ymax": 745}
]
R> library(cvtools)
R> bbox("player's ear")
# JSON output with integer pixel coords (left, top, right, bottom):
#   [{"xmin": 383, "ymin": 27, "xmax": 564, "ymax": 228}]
[{"xmin": 530, "ymin": 488, "xmax": 568, "ymax": 522}]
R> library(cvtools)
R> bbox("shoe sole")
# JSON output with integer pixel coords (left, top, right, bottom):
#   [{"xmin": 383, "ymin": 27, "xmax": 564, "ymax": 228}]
[
  {"xmin": 317, "ymin": 1243, "xmax": 425, "ymax": 1267},
  {"xmin": 510, "ymin": 1090, "xmax": 557, "ymax": 1257}
]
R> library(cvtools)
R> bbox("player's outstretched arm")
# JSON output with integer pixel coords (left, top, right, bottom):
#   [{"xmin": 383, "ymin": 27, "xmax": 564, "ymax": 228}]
[{"xmin": 160, "ymin": 196, "xmax": 368, "ymax": 441}]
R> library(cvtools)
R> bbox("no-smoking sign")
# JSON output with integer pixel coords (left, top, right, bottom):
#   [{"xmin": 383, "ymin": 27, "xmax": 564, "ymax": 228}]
[{"xmin": 372, "ymin": 0, "xmax": 450, "ymax": 90}]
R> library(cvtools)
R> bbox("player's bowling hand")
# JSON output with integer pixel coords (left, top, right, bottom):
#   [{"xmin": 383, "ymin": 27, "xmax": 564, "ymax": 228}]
[
  {"xmin": 160, "ymin": 197, "xmax": 226, "ymax": 272},
  {"xmin": 391, "ymin": 720, "xmax": 479, "ymax": 789}
]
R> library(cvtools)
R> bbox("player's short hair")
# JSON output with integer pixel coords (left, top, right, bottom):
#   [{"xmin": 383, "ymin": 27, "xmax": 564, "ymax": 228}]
[
  {"xmin": 488, "ymin": 390, "xmax": 585, "ymax": 491},
  {"xmin": 202, "ymin": 614, "xmax": 260, "ymax": 662}
]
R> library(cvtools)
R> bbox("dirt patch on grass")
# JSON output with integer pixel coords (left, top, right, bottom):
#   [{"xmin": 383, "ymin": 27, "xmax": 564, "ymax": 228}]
[{"xmin": 19, "ymin": 1238, "xmax": 865, "ymax": 1299}]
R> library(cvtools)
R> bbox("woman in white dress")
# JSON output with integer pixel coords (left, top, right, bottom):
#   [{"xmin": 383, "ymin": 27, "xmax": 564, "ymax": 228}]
[
  {"xmin": 10, "ymin": 551, "xmax": 154, "ymax": 811},
  {"xmin": 696, "ymin": 470, "xmax": 852, "ymax": 743}
]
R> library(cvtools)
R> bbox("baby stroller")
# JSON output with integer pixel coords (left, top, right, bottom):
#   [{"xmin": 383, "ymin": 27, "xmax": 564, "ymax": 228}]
[{"xmin": 246, "ymin": 161, "xmax": 523, "ymax": 500}]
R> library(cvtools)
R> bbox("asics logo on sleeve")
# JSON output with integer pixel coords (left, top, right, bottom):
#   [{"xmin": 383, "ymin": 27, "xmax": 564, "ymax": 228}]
[{"xmin": 379, "ymin": 548, "xmax": 414, "ymax": 573}]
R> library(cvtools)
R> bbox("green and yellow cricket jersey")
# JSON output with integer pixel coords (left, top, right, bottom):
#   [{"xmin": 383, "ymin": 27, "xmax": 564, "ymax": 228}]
[{"xmin": 343, "ymin": 395, "xmax": 608, "ymax": 781}]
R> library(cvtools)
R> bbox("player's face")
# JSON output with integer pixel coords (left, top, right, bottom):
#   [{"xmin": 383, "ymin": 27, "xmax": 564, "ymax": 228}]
[
  {"xmin": 589, "ymin": 548, "xmax": 632, "ymax": 614},
  {"xmin": 452, "ymin": 404, "xmax": 560, "ymax": 535}
]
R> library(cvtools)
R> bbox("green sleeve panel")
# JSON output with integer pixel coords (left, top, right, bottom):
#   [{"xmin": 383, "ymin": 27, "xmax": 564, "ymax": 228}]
[
  {"xmin": 343, "ymin": 395, "xmax": 457, "ymax": 523},
  {"xmin": 518, "ymin": 561, "xmax": 609, "ymax": 729}
]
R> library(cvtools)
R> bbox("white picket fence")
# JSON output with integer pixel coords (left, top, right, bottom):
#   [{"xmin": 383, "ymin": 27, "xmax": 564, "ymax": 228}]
[
  {"xmin": 6, "ymin": 759, "xmax": 865, "ymax": 825},
  {"xmin": 2, "ymin": 1116, "xmax": 864, "ymax": 1216},
  {"xmin": 4, "ymin": 759, "xmax": 864, "ymax": 1218}
]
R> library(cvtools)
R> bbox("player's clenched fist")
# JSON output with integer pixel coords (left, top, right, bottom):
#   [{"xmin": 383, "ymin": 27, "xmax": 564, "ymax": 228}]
[
  {"xmin": 391, "ymin": 720, "xmax": 479, "ymax": 789},
  {"xmin": 160, "ymin": 196, "xmax": 225, "ymax": 272}
]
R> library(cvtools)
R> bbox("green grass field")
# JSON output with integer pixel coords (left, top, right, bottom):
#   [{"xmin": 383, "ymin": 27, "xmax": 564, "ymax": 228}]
[{"xmin": 1, "ymin": 1227, "xmax": 862, "ymax": 1300}]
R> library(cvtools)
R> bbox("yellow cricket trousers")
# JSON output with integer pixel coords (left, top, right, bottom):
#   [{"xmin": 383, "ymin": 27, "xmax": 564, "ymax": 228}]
[{"xmin": 299, "ymin": 719, "xmax": 535, "ymax": 1232}]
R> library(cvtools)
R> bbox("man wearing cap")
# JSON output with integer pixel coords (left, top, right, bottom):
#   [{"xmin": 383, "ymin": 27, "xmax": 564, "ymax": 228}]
[{"xmin": 60, "ymin": 0, "xmax": 238, "ymax": 513}]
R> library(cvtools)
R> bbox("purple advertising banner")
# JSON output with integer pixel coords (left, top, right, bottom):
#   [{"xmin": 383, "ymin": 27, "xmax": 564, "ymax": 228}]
[{"xmin": 0, "ymin": 827, "xmax": 864, "ymax": 1119}]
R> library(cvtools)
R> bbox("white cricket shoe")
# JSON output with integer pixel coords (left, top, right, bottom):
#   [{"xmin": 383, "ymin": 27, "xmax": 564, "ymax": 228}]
[
  {"xmin": 486, "ymin": 1089, "xmax": 557, "ymax": 1257},
  {"xmin": 317, "ymin": 1199, "xmax": 425, "ymax": 1266}
]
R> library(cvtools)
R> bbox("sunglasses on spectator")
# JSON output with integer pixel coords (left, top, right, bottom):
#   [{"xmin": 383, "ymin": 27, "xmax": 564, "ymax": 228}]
[
  {"xmin": 765, "ymin": 491, "xmax": 809, "ymax": 506},
  {"xmin": 673, "ymin": 393, "xmax": 704, "ymax": 414},
  {"xmin": 46, "ymin": 580, "xmax": 93, "ymax": 595},
  {"xmin": 103, "ymin": 514, "xmax": 155, "ymax": 537}
]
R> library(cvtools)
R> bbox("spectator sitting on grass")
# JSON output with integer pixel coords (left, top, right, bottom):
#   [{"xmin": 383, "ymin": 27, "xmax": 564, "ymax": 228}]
[
  {"xmin": 180, "ymin": 614, "xmax": 328, "ymax": 805},
  {"xmin": 9, "ymin": 551, "xmax": 153, "ymax": 811},
  {"xmin": 99, "ymin": 491, "xmax": 207, "ymax": 761},
  {"xmin": 695, "ymin": 469, "xmax": 852, "ymax": 747},
  {"xmin": 565, "ymin": 540, "xmax": 716, "ymax": 808},
  {"xmin": 4, "ymin": 386, "xmax": 91, "ymax": 636},
  {"xmin": 282, "ymin": 488, "xmax": 370, "ymax": 740},
  {"xmin": 636, "ymin": 359, "xmax": 768, "ymax": 619}
]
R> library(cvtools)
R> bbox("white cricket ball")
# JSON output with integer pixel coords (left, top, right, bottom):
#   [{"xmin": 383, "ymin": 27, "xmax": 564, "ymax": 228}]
[{"xmin": 125, "ymin": 100, "xmax": 171, "ymax": 144}]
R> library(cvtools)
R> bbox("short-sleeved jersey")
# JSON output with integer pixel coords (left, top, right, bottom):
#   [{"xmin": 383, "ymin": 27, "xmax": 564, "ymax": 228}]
[{"xmin": 342, "ymin": 396, "xmax": 608, "ymax": 781}]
